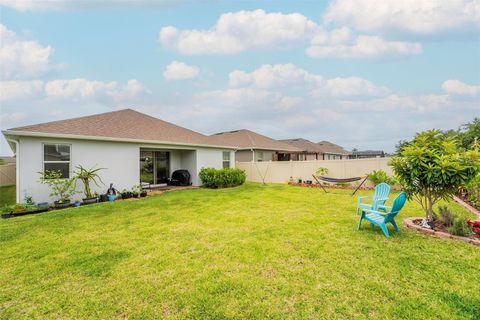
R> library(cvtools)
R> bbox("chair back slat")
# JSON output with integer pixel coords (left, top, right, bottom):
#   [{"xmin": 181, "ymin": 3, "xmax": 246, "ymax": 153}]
[
  {"xmin": 387, "ymin": 192, "xmax": 407, "ymax": 219},
  {"xmin": 372, "ymin": 183, "xmax": 391, "ymax": 210}
]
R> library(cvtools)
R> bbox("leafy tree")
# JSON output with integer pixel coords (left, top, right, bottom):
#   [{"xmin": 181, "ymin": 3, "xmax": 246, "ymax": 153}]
[
  {"xmin": 457, "ymin": 118, "xmax": 480, "ymax": 150},
  {"xmin": 390, "ymin": 130, "xmax": 480, "ymax": 221}
]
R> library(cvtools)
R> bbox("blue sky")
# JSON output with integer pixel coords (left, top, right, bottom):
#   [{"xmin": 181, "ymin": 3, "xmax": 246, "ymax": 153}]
[{"xmin": 1, "ymin": 0, "xmax": 479, "ymax": 155}]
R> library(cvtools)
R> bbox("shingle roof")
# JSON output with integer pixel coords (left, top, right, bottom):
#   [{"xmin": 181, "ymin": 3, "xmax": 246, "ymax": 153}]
[
  {"xmin": 279, "ymin": 138, "xmax": 325, "ymax": 153},
  {"xmin": 7, "ymin": 109, "xmax": 224, "ymax": 147},
  {"xmin": 210, "ymin": 129, "xmax": 301, "ymax": 152},
  {"xmin": 317, "ymin": 141, "xmax": 351, "ymax": 155}
]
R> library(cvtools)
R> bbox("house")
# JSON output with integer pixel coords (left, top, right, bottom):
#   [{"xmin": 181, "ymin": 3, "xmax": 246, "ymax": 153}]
[
  {"xmin": 349, "ymin": 149, "xmax": 386, "ymax": 159},
  {"xmin": 210, "ymin": 129, "xmax": 301, "ymax": 162},
  {"xmin": 279, "ymin": 138, "xmax": 325, "ymax": 160},
  {"xmin": 316, "ymin": 141, "xmax": 351, "ymax": 160},
  {"xmin": 2, "ymin": 109, "xmax": 236, "ymax": 203}
]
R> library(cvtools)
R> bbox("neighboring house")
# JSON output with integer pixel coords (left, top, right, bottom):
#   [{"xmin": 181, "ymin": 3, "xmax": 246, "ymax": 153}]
[
  {"xmin": 278, "ymin": 138, "xmax": 325, "ymax": 160},
  {"xmin": 349, "ymin": 149, "xmax": 386, "ymax": 159},
  {"xmin": 317, "ymin": 141, "xmax": 351, "ymax": 160},
  {"xmin": 2, "ymin": 109, "xmax": 236, "ymax": 203},
  {"xmin": 210, "ymin": 129, "xmax": 301, "ymax": 162}
]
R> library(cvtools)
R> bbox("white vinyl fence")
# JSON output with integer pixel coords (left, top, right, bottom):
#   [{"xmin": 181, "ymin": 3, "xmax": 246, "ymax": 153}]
[
  {"xmin": 0, "ymin": 164, "xmax": 15, "ymax": 186},
  {"xmin": 236, "ymin": 158, "xmax": 392, "ymax": 185}
]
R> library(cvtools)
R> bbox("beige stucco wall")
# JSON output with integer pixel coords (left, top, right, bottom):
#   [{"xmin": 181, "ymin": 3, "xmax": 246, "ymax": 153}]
[{"xmin": 236, "ymin": 158, "xmax": 393, "ymax": 185}]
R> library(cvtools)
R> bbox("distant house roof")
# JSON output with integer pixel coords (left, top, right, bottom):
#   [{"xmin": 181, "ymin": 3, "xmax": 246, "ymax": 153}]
[
  {"xmin": 5, "ymin": 109, "xmax": 231, "ymax": 148},
  {"xmin": 211, "ymin": 129, "xmax": 301, "ymax": 152},
  {"xmin": 279, "ymin": 138, "xmax": 325, "ymax": 153},
  {"xmin": 317, "ymin": 141, "xmax": 350, "ymax": 155},
  {"xmin": 351, "ymin": 150, "xmax": 385, "ymax": 157}
]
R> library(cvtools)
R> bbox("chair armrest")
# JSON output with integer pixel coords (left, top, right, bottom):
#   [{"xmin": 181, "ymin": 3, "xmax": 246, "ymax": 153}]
[
  {"xmin": 358, "ymin": 196, "xmax": 373, "ymax": 204},
  {"xmin": 362, "ymin": 208, "xmax": 389, "ymax": 216}
]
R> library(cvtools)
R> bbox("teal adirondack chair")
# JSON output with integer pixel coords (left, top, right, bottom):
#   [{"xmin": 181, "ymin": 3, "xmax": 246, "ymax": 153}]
[
  {"xmin": 356, "ymin": 182, "xmax": 391, "ymax": 215},
  {"xmin": 357, "ymin": 192, "xmax": 407, "ymax": 238}
]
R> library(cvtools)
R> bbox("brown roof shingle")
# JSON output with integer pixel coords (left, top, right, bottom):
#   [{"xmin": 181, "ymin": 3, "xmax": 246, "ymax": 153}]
[
  {"xmin": 210, "ymin": 129, "xmax": 301, "ymax": 152},
  {"xmin": 7, "ymin": 109, "xmax": 224, "ymax": 147},
  {"xmin": 279, "ymin": 138, "xmax": 325, "ymax": 153},
  {"xmin": 317, "ymin": 140, "xmax": 351, "ymax": 155}
]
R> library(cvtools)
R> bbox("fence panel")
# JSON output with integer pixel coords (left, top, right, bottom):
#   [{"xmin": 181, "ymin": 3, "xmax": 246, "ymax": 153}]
[
  {"xmin": 236, "ymin": 158, "xmax": 392, "ymax": 184},
  {"xmin": 0, "ymin": 164, "xmax": 15, "ymax": 186}
]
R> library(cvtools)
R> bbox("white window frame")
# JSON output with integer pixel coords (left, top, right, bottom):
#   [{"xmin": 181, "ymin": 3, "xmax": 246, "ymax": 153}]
[
  {"xmin": 42, "ymin": 143, "xmax": 72, "ymax": 178},
  {"xmin": 222, "ymin": 151, "xmax": 231, "ymax": 168},
  {"xmin": 256, "ymin": 151, "xmax": 264, "ymax": 162}
]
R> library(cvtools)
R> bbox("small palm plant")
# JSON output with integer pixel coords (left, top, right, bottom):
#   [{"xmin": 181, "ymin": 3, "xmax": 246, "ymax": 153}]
[{"xmin": 75, "ymin": 165, "xmax": 105, "ymax": 200}]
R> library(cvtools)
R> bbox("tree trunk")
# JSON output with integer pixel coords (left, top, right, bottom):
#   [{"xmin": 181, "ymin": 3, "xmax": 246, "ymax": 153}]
[{"xmin": 426, "ymin": 191, "xmax": 434, "ymax": 221}]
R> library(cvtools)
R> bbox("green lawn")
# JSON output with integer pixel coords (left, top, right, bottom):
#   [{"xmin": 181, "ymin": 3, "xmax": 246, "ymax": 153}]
[
  {"xmin": 0, "ymin": 183, "xmax": 478, "ymax": 319},
  {"xmin": 0, "ymin": 185, "xmax": 15, "ymax": 207}
]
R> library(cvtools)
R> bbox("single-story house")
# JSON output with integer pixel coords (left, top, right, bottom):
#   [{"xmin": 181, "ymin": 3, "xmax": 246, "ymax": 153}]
[
  {"xmin": 210, "ymin": 129, "xmax": 301, "ymax": 162},
  {"xmin": 2, "ymin": 109, "xmax": 236, "ymax": 203},
  {"xmin": 317, "ymin": 141, "xmax": 351, "ymax": 160},
  {"xmin": 349, "ymin": 149, "xmax": 386, "ymax": 159},
  {"xmin": 278, "ymin": 138, "xmax": 325, "ymax": 160}
]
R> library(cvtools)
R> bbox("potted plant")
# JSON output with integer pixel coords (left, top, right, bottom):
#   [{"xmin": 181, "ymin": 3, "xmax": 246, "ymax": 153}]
[
  {"xmin": 121, "ymin": 188, "xmax": 132, "ymax": 199},
  {"xmin": 132, "ymin": 185, "xmax": 142, "ymax": 198},
  {"xmin": 140, "ymin": 189, "xmax": 147, "ymax": 198},
  {"xmin": 38, "ymin": 170, "xmax": 77, "ymax": 209},
  {"xmin": 74, "ymin": 165, "xmax": 105, "ymax": 205},
  {"xmin": 99, "ymin": 194, "xmax": 109, "ymax": 202}
]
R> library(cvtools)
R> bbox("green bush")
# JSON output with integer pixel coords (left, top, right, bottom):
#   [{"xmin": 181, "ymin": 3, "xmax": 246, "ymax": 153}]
[
  {"xmin": 367, "ymin": 170, "xmax": 396, "ymax": 186},
  {"xmin": 199, "ymin": 168, "xmax": 246, "ymax": 188},
  {"xmin": 448, "ymin": 219, "xmax": 473, "ymax": 237}
]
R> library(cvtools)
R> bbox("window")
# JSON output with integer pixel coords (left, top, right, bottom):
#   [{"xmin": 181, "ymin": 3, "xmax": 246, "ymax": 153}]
[
  {"xmin": 256, "ymin": 151, "xmax": 264, "ymax": 162},
  {"xmin": 43, "ymin": 144, "xmax": 71, "ymax": 178},
  {"xmin": 222, "ymin": 151, "xmax": 230, "ymax": 168},
  {"xmin": 298, "ymin": 154, "xmax": 306, "ymax": 161}
]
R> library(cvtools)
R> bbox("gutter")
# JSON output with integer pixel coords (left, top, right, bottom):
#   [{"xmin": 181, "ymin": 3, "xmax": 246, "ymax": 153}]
[
  {"xmin": 2, "ymin": 130, "xmax": 238, "ymax": 151},
  {"xmin": 5, "ymin": 138, "xmax": 20, "ymax": 203}
]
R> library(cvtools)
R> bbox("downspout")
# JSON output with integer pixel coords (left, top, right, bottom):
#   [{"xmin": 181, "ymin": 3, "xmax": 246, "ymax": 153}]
[
  {"xmin": 6, "ymin": 138, "xmax": 20, "ymax": 203},
  {"xmin": 251, "ymin": 148, "xmax": 255, "ymax": 162}
]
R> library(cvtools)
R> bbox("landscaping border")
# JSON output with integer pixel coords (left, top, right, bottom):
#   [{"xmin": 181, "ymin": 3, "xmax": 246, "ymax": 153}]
[
  {"xmin": 403, "ymin": 218, "xmax": 480, "ymax": 246},
  {"xmin": 452, "ymin": 195, "xmax": 480, "ymax": 218}
]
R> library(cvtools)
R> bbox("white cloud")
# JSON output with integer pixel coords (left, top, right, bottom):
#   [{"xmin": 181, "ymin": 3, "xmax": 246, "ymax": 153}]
[
  {"xmin": 44, "ymin": 78, "xmax": 148, "ymax": 102},
  {"xmin": 0, "ymin": 80, "xmax": 44, "ymax": 101},
  {"xmin": 315, "ymin": 77, "xmax": 389, "ymax": 97},
  {"xmin": 0, "ymin": 111, "xmax": 27, "ymax": 127},
  {"xmin": 163, "ymin": 61, "xmax": 200, "ymax": 81},
  {"xmin": 228, "ymin": 64, "xmax": 387, "ymax": 98},
  {"xmin": 323, "ymin": 0, "xmax": 480, "ymax": 35},
  {"xmin": 0, "ymin": 0, "xmax": 176, "ymax": 11},
  {"xmin": 442, "ymin": 79, "xmax": 480, "ymax": 96},
  {"xmin": 159, "ymin": 9, "xmax": 318, "ymax": 55},
  {"xmin": 1, "ymin": 78, "xmax": 148, "ymax": 103},
  {"xmin": 0, "ymin": 24, "xmax": 55, "ymax": 79},
  {"xmin": 307, "ymin": 34, "xmax": 422, "ymax": 58},
  {"xmin": 229, "ymin": 63, "xmax": 323, "ymax": 89}
]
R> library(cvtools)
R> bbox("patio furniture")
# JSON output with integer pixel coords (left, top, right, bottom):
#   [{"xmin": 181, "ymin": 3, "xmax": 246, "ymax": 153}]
[
  {"xmin": 312, "ymin": 174, "xmax": 368, "ymax": 195},
  {"xmin": 357, "ymin": 192, "xmax": 407, "ymax": 238},
  {"xmin": 356, "ymin": 182, "xmax": 391, "ymax": 214}
]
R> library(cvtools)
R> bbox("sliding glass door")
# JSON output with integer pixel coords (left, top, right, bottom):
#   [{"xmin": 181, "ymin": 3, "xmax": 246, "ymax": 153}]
[{"xmin": 140, "ymin": 150, "xmax": 170, "ymax": 184}]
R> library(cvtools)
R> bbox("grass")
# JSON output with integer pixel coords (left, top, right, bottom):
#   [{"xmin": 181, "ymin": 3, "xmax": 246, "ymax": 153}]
[
  {"xmin": 0, "ymin": 183, "xmax": 478, "ymax": 319},
  {"xmin": 0, "ymin": 185, "xmax": 15, "ymax": 207}
]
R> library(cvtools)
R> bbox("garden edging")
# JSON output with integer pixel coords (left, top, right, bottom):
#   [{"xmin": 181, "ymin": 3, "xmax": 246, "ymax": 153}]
[
  {"xmin": 452, "ymin": 195, "xmax": 480, "ymax": 218},
  {"xmin": 403, "ymin": 218, "xmax": 480, "ymax": 246}
]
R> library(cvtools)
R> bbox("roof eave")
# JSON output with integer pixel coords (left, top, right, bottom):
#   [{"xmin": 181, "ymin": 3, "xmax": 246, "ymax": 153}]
[{"xmin": 2, "ymin": 130, "xmax": 238, "ymax": 150}]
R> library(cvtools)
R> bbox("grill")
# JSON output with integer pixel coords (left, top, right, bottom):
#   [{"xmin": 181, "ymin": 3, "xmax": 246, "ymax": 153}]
[{"xmin": 169, "ymin": 170, "xmax": 191, "ymax": 186}]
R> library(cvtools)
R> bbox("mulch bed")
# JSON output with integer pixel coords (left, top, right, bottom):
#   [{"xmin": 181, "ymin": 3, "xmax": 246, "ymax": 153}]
[{"xmin": 404, "ymin": 218, "xmax": 480, "ymax": 246}]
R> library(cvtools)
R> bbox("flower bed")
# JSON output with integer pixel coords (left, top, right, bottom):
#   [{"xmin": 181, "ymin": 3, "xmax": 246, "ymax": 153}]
[{"xmin": 404, "ymin": 218, "xmax": 480, "ymax": 246}]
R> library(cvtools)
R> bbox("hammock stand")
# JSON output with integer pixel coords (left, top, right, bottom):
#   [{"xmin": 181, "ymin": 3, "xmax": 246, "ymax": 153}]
[{"xmin": 312, "ymin": 174, "xmax": 368, "ymax": 196}]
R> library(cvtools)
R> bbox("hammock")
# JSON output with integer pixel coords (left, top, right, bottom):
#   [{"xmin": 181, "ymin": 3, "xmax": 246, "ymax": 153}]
[{"xmin": 312, "ymin": 174, "xmax": 368, "ymax": 196}]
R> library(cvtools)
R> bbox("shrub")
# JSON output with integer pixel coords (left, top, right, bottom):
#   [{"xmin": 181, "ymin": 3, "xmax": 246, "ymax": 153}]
[
  {"xmin": 367, "ymin": 170, "xmax": 396, "ymax": 186},
  {"xmin": 199, "ymin": 168, "xmax": 246, "ymax": 188},
  {"xmin": 390, "ymin": 130, "xmax": 480, "ymax": 221},
  {"xmin": 448, "ymin": 219, "xmax": 473, "ymax": 237},
  {"xmin": 435, "ymin": 206, "xmax": 456, "ymax": 228},
  {"xmin": 38, "ymin": 170, "xmax": 77, "ymax": 203}
]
